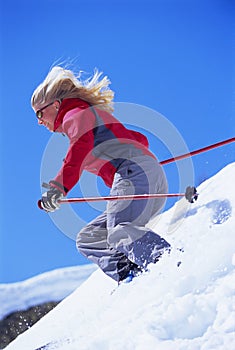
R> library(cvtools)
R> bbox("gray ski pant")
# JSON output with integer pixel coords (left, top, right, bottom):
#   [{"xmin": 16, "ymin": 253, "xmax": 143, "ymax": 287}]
[{"xmin": 76, "ymin": 155, "xmax": 170, "ymax": 282}]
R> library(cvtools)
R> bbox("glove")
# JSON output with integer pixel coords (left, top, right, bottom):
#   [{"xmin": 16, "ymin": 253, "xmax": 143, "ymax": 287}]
[{"xmin": 39, "ymin": 187, "xmax": 63, "ymax": 212}]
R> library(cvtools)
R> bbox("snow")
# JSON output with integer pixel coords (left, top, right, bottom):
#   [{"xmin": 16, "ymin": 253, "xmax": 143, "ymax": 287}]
[
  {"xmin": 4, "ymin": 163, "xmax": 235, "ymax": 350},
  {"xmin": 0, "ymin": 264, "xmax": 97, "ymax": 320}
]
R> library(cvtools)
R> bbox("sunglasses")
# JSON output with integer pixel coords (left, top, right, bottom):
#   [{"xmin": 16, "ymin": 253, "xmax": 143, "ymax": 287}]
[{"xmin": 36, "ymin": 102, "xmax": 54, "ymax": 119}]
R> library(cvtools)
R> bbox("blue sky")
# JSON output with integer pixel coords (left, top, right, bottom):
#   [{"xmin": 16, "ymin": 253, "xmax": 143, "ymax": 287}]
[{"xmin": 0, "ymin": 0, "xmax": 234, "ymax": 283}]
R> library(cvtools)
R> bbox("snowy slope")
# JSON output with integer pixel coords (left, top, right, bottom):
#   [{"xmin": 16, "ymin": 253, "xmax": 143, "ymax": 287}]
[
  {"xmin": 0, "ymin": 264, "xmax": 97, "ymax": 320},
  {"xmin": 5, "ymin": 163, "xmax": 235, "ymax": 350}
]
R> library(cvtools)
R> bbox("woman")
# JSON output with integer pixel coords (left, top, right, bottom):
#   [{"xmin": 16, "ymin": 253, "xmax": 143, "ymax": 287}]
[{"xmin": 31, "ymin": 66, "xmax": 170, "ymax": 283}]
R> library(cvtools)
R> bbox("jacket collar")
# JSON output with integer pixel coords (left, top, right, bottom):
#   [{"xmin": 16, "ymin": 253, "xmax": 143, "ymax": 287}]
[{"xmin": 53, "ymin": 98, "xmax": 90, "ymax": 131}]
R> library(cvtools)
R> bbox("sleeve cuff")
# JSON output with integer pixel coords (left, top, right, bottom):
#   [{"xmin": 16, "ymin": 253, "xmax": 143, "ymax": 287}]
[{"xmin": 49, "ymin": 180, "xmax": 69, "ymax": 196}]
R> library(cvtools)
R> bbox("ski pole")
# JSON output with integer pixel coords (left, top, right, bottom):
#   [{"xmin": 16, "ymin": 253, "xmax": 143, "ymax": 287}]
[
  {"xmin": 159, "ymin": 137, "xmax": 235, "ymax": 165},
  {"xmin": 38, "ymin": 191, "xmax": 189, "ymax": 210},
  {"xmin": 57, "ymin": 186, "xmax": 197, "ymax": 204},
  {"xmin": 39, "ymin": 183, "xmax": 197, "ymax": 209},
  {"xmin": 40, "ymin": 183, "xmax": 197, "ymax": 208},
  {"xmin": 59, "ymin": 192, "xmax": 184, "ymax": 203}
]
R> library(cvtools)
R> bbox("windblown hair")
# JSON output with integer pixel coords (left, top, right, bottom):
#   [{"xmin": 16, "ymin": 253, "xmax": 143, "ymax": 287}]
[{"xmin": 31, "ymin": 66, "xmax": 114, "ymax": 113}]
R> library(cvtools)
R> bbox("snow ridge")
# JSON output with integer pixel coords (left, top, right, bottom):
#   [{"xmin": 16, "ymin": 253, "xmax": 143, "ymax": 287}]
[{"xmin": 0, "ymin": 265, "xmax": 97, "ymax": 320}]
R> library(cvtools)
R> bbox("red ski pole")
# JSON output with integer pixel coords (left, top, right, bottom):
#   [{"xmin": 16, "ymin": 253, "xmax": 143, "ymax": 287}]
[
  {"xmin": 159, "ymin": 137, "xmax": 235, "ymax": 165},
  {"xmin": 57, "ymin": 187, "xmax": 198, "ymax": 204},
  {"xmin": 38, "ymin": 186, "xmax": 198, "ymax": 209},
  {"xmin": 59, "ymin": 192, "xmax": 184, "ymax": 203}
]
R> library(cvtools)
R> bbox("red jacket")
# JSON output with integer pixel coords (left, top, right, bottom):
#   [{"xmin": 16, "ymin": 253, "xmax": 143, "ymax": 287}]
[{"xmin": 50, "ymin": 98, "xmax": 156, "ymax": 194}]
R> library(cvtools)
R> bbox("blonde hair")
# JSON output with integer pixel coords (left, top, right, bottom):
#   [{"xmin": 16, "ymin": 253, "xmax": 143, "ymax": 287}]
[{"xmin": 31, "ymin": 66, "xmax": 114, "ymax": 113}]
